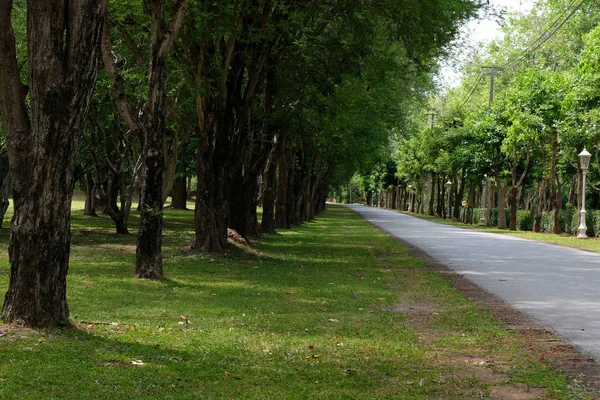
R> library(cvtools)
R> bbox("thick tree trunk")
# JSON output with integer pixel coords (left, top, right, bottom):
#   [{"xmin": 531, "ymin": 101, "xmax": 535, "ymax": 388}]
[
  {"xmin": 171, "ymin": 175, "xmax": 188, "ymax": 209},
  {"xmin": 135, "ymin": 4, "xmax": 168, "ymax": 279},
  {"xmin": 135, "ymin": 130, "xmax": 165, "ymax": 278},
  {"xmin": 194, "ymin": 142, "xmax": 229, "ymax": 251},
  {"xmin": 0, "ymin": 0, "xmax": 107, "ymax": 327},
  {"xmin": 229, "ymin": 165, "xmax": 259, "ymax": 238}
]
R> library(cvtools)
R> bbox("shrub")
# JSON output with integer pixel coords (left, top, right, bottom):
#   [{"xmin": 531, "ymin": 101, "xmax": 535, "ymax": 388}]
[{"xmin": 516, "ymin": 210, "xmax": 533, "ymax": 231}]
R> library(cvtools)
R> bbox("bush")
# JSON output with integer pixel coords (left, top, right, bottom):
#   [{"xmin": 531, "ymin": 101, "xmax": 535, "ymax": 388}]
[
  {"xmin": 516, "ymin": 210, "xmax": 533, "ymax": 231},
  {"xmin": 457, "ymin": 207, "xmax": 600, "ymax": 237}
]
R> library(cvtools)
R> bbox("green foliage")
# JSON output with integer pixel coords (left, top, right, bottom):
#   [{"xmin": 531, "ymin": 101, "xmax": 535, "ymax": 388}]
[{"xmin": 516, "ymin": 210, "xmax": 533, "ymax": 231}]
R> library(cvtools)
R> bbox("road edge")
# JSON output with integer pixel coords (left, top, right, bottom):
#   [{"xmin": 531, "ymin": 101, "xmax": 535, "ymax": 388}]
[{"xmin": 355, "ymin": 208, "xmax": 600, "ymax": 398}]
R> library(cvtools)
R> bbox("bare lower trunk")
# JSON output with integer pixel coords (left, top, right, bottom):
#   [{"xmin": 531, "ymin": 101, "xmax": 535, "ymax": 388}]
[
  {"xmin": 170, "ymin": 176, "xmax": 188, "ymax": 209},
  {"xmin": 84, "ymin": 176, "xmax": 98, "ymax": 217},
  {"xmin": 194, "ymin": 146, "xmax": 229, "ymax": 251},
  {"xmin": 261, "ymin": 152, "xmax": 277, "ymax": 234},
  {"xmin": 428, "ymin": 173, "xmax": 435, "ymax": 216},
  {"xmin": 497, "ymin": 180, "xmax": 508, "ymax": 230},
  {"xmin": 135, "ymin": 0, "xmax": 188, "ymax": 277},
  {"xmin": 229, "ymin": 165, "xmax": 260, "ymax": 238},
  {"xmin": 509, "ymin": 186, "xmax": 518, "ymax": 231},
  {"xmin": 276, "ymin": 139, "xmax": 291, "ymax": 229},
  {"xmin": 0, "ymin": 0, "xmax": 107, "ymax": 327},
  {"xmin": 568, "ymin": 174, "xmax": 577, "ymax": 207},
  {"xmin": 0, "ymin": 162, "xmax": 11, "ymax": 228},
  {"xmin": 135, "ymin": 134, "xmax": 164, "ymax": 278},
  {"xmin": 533, "ymin": 180, "xmax": 546, "ymax": 233},
  {"xmin": 453, "ymin": 170, "xmax": 465, "ymax": 219},
  {"xmin": 550, "ymin": 129, "xmax": 561, "ymax": 234},
  {"xmin": 465, "ymin": 184, "xmax": 475, "ymax": 224}
]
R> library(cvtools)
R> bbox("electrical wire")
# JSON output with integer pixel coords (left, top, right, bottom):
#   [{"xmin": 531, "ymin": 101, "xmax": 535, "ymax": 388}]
[
  {"xmin": 504, "ymin": 0, "xmax": 585, "ymax": 71},
  {"xmin": 460, "ymin": 72, "xmax": 485, "ymax": 108},
  {"xmin": 502, "ymin": 0, "xmax": 579, "ymax": 68}
]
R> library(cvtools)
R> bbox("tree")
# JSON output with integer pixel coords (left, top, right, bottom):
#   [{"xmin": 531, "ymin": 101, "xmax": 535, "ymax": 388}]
[
  {"xmin": 102, "ymin": 0, "xmax": 188, "ymax": 278},
  {"xmin": 0, "ymin": 0, "xmax": 107, "ymax": 327}
]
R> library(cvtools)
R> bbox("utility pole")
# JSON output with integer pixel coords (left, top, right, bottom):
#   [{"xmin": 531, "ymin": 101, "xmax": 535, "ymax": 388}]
[
  {"xmin": 479, "ymin": 66, "xmax": 503, "ymax": 226},
  {"xmin": 427, "ymin": 112, "xmax": 437, "ymax": 130},
  {"xmin": 481, "ymin": 66, "xmax": 503, "ymax": 110}
]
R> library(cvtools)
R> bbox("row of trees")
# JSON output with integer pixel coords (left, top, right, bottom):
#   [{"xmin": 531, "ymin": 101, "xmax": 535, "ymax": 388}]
[
  {"xmin": 357, "ymin": 0, "xmax": 600, "ymax": 233},
  {"xmin": 0, "ymin": 1, "xmax": 483, "ymax": 327}
]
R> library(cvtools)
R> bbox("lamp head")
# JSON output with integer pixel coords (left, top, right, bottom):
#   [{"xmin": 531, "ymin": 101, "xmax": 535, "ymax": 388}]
[{"xmin": 579, "ymin": 148, "xmax": 592, "ymax": 170}]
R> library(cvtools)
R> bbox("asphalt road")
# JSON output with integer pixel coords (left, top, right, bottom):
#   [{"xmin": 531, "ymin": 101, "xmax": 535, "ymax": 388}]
[{"xmin": 346, "ymin": 204, "xmax": 600, "ymax": 361}]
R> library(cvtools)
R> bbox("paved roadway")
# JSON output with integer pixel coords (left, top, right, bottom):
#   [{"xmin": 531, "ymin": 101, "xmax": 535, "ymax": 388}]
[{"xmin": 346, "ymin": 204, "xmax": 600, "ymax": 361}]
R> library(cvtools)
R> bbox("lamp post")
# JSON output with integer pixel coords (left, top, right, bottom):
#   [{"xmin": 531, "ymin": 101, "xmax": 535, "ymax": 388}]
[
  {"xmin": 445, "ymin": 179, "xmax": 452, "ymax": 219},
  {"xmin": 578, "ymin": 148, "xmax": 592, "ymax": 239},
  {"xmin": 479, "ymin": 174, "xmax": 488, "ymax": 225}
]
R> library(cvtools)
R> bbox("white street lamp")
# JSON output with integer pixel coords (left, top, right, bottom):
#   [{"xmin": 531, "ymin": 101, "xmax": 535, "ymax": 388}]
[
  {"xmin": 578, "ymin": 148, "xmax": 592, "ymax": 239},
  {"xmin": 445, "ymin": 180, "xmax": 452, "ymax": 219},
  {"xmin": 479, "ymin": 174, "xmax": 488, "ymax": 226}
]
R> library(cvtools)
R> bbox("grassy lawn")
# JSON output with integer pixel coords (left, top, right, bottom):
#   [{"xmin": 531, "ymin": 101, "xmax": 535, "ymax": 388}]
[
  {"xmin": 396, "ymin": 210, "xmax": 600, "ymax": 254},
  {"xmin": 0, "ymin": 204, "xmax": 589, "ymax": 399}
]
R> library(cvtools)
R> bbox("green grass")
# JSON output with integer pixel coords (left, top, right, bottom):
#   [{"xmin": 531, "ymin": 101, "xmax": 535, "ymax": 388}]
[
  {"xmin": 0, "ymin": 204, "xmax": 588, "ymax": 399},
  {"xmin": 397, "ymin": 210, "xmax": 600, "ymax": 254}
]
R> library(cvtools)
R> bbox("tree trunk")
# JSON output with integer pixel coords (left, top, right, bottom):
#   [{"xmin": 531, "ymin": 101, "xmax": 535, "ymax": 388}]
[
  {"xmin": 0, "ymin": 0, "xmax": 107, "ymax": 327},
  {"xmin": 135, "ymin": 5, "xmax": 169, "ymax": 279},
  {"xmin": 275, "ymin": 138, "xmax": 290, "ymax": 229},
  {"xmin": 497, "ymin": 176, "xmax": 508, "ymax": 230},
  {"xmin": 453, "ymin": 169, "xmax": 465, "ymax": 219},
  {"xmin": 509, "ymin": 186, "xmax": 518, "ymax": 231},
  {"xmin": 550, "ymin": 129, "xmax": 561, "ymax": 234},
  {"xmin": 428, "ymin": 173, "xmax": 435, "ymax": 216},
  {"xmin": 533, "ymin": 180, "xmax": 546, "ymax": 233},
  {"xmin": 171, "ymin": 175, "xmax": 188, "ymax": 209},
  {"xmin": 465, "ymin": 184, "xmax": 475, "ymax": 224},
  {"xmin": 194, "ymin": 141, "xmax": 229, "ymax": 251},
  {"xmin": 436, "ymin": 176, "xmax": 443, "ymax": 216},
  {"xmin": 0, "ymin": 158, "xmax": 11, "ymax": 228},
  {"xmin": 135, "ymin": 129, "xmax": 165, "ymax": 278},
  {"xmin": 84, "ymin": 176, "xmax": 98, "ymax": 216},
  {"xmin": 261, "ymin": 150, "xmax": 278, "ymax": 234},
  {"xmin": 568, "ymin": 174, "xmax": 577, "ymax": 207}
]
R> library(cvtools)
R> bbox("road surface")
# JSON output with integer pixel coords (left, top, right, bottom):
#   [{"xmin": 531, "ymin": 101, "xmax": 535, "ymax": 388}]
[{"xmin": 347, "ymin": 204, "xmax": 600, "ymax": 361}]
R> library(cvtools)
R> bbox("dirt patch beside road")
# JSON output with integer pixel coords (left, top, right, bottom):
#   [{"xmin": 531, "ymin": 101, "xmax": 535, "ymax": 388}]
[{"xmin": 397, "ymin": 234, "xmax": 600, "ymax": 398}]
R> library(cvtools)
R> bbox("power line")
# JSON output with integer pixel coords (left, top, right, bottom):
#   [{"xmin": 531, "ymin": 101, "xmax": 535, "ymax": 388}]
[
  {"xmin": 460, "ymin": 72, "xmax": 485, "ymax": 108},
  {"xmin": 503, "ymin": 0, "xmax": 579, "ymax": 68},
  {"xmin": 505, "ymin": 0, "xmax": 585, "ymax": 71},
  {"xmin": 459, "ymin": 0, "xmax": 585, "ymax": 109}
]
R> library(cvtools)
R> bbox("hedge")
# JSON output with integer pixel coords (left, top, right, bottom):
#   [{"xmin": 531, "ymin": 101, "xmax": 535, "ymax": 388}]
[{"xmin": 459, "ymin": 207, "xmax": 599, "ymax": 237}]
